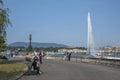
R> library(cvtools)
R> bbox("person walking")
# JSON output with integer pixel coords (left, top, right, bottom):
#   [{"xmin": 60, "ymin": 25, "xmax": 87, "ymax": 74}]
[
  {"xmin": 68, "ymin": 53, "xmax": 71, "ymax": 61},
  {"xmin": 39, "ymin": 50, "xmax": 44, "ymax": 64},
  {"xmin": 33, "ymin": 50, "xmax": 38, "ymax": 62},
  {"xmin": 34, "ymin": 50, "xmax": 38, "ymax": 57},
  {"xmin": 64, "ymin": 52, "xmax": 68, "ymax": 61}
]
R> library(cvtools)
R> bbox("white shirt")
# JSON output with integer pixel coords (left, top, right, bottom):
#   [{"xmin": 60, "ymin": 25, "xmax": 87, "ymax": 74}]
[{"xmin": 34, "ymin": 51, "xmax": 37, "ymax": 57}]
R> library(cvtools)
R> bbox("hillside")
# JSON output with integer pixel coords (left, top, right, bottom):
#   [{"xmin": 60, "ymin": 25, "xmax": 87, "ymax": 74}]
[{"xmin": 9, "ymin": 42, "xmax": 67, "ymax": 48}]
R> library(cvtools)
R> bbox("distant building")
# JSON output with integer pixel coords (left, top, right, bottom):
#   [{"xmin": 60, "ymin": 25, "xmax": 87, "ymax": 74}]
[
  {"xmin": 115, "ymin": 47, "xmax": 120, "ymax": 53},
  {"xmin": 58, "ymin": 48, "xmax": 87, "ymax": 53},
  {"xmin": 99, "ymin": 46, "xmax": 120, "ymax": 53}
]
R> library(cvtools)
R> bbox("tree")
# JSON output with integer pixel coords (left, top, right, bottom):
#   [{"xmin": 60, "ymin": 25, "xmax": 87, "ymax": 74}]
[
  {"xmin": 0, "ymin": 36, "xmax": 6, "ymax": 51},
  {"xmin": 0, "ymin": 0, "xmax": 11, "ymax": 51}
]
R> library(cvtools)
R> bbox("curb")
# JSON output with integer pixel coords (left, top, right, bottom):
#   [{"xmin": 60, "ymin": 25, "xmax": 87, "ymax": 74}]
[
  {"xmin": 14, "ymin": 61, "xmax": 31, "ymax": 80},
  {"xmin": 15, "ymin": 70, "xmax": 28, "ymax": 80}
]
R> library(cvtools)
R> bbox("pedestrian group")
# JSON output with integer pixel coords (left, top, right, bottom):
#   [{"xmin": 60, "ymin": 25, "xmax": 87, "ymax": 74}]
[
  {"xmin": 64, "ymin": 52, "xmax": 71, "ymax": 61},
  {"xmin": 31, "ymin": 50, "xmax": 45, "ymax": 75}
]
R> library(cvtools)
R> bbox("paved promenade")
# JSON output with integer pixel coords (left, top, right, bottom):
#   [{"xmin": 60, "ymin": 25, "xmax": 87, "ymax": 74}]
[{"xmin": 21, "ymin": 59, "xmax": 120, "ymax": 80}]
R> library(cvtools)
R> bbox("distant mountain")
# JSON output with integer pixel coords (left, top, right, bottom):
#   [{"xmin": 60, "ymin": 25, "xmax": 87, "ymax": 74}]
[{"xmin": 9, "ymin": 42, "xmax": 67, "ymax": 48}]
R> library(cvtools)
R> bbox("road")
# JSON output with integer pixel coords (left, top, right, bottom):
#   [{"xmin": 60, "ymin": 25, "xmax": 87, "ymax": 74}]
[{"xmin": 21, "ymin": 59, "xmax": 120, "ymax": 80}]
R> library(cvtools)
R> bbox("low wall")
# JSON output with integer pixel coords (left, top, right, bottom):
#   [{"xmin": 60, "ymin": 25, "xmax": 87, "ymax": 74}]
[{"xmin": 44, "ymin": 56, "xmax": 120, "ymax": 66}]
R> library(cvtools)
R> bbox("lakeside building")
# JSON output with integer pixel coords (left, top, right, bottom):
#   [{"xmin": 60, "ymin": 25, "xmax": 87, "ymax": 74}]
[
  {"xmin": 99, "ymin": 46, "xmax": 120, "ymax": 53},
  {"xmin": 116, "ymin": 47, "xmax": 120, "ymax": 53},
  {"xmin": 58, "ymin": 46, "xmax": 120, "ymax": 53},
  {"xmin": 58, "ymin": 48, "xmax": 87, "ymax": 53}
]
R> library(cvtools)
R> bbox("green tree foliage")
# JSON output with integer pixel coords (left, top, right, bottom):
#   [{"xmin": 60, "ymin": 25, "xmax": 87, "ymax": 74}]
[
  {"xmin": 0, "ymin": 0, "xmax": 11, "ymax": 38},
  {"xmin": 0, "ymin": 36, "xmax": 6, "ymax": 51},
  {"xmin": 0, "ymin": 0, "xmax": 11, "ymax": 51}
]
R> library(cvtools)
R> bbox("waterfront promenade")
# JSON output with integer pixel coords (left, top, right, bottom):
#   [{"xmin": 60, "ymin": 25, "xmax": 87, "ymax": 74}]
[{"xmin": 20, "ymin": 59, "xmax": 120, "ymax": 80}]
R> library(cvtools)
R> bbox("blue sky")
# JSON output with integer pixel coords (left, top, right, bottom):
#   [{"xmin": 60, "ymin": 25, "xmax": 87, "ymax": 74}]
[{"xmin": 4, "ymin": 0, "xmax": 120, "ymax": 47}]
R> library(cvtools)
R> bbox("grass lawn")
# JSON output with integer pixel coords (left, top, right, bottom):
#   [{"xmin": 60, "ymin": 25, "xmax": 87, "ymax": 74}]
[{"xmin": 0, "ymin": 61, "xmax": 28, "ymax": 80}]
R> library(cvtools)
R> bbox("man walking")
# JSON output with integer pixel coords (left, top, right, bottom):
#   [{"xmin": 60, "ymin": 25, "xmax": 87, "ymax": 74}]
[{"xmin": 39, "ymin": 50, "xmax": 44, "ymax": 64}]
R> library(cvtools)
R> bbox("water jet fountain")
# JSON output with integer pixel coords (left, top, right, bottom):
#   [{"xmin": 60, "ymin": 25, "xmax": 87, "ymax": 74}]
[{"xmin": 87, "ymin": 12, "xmax": 96, "ymax": 57}]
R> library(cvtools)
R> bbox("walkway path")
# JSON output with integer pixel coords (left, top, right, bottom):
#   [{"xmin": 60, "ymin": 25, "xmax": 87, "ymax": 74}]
[{"xmin": 21, "ymin": 59, "xmax": 120, "ymax": 80}]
